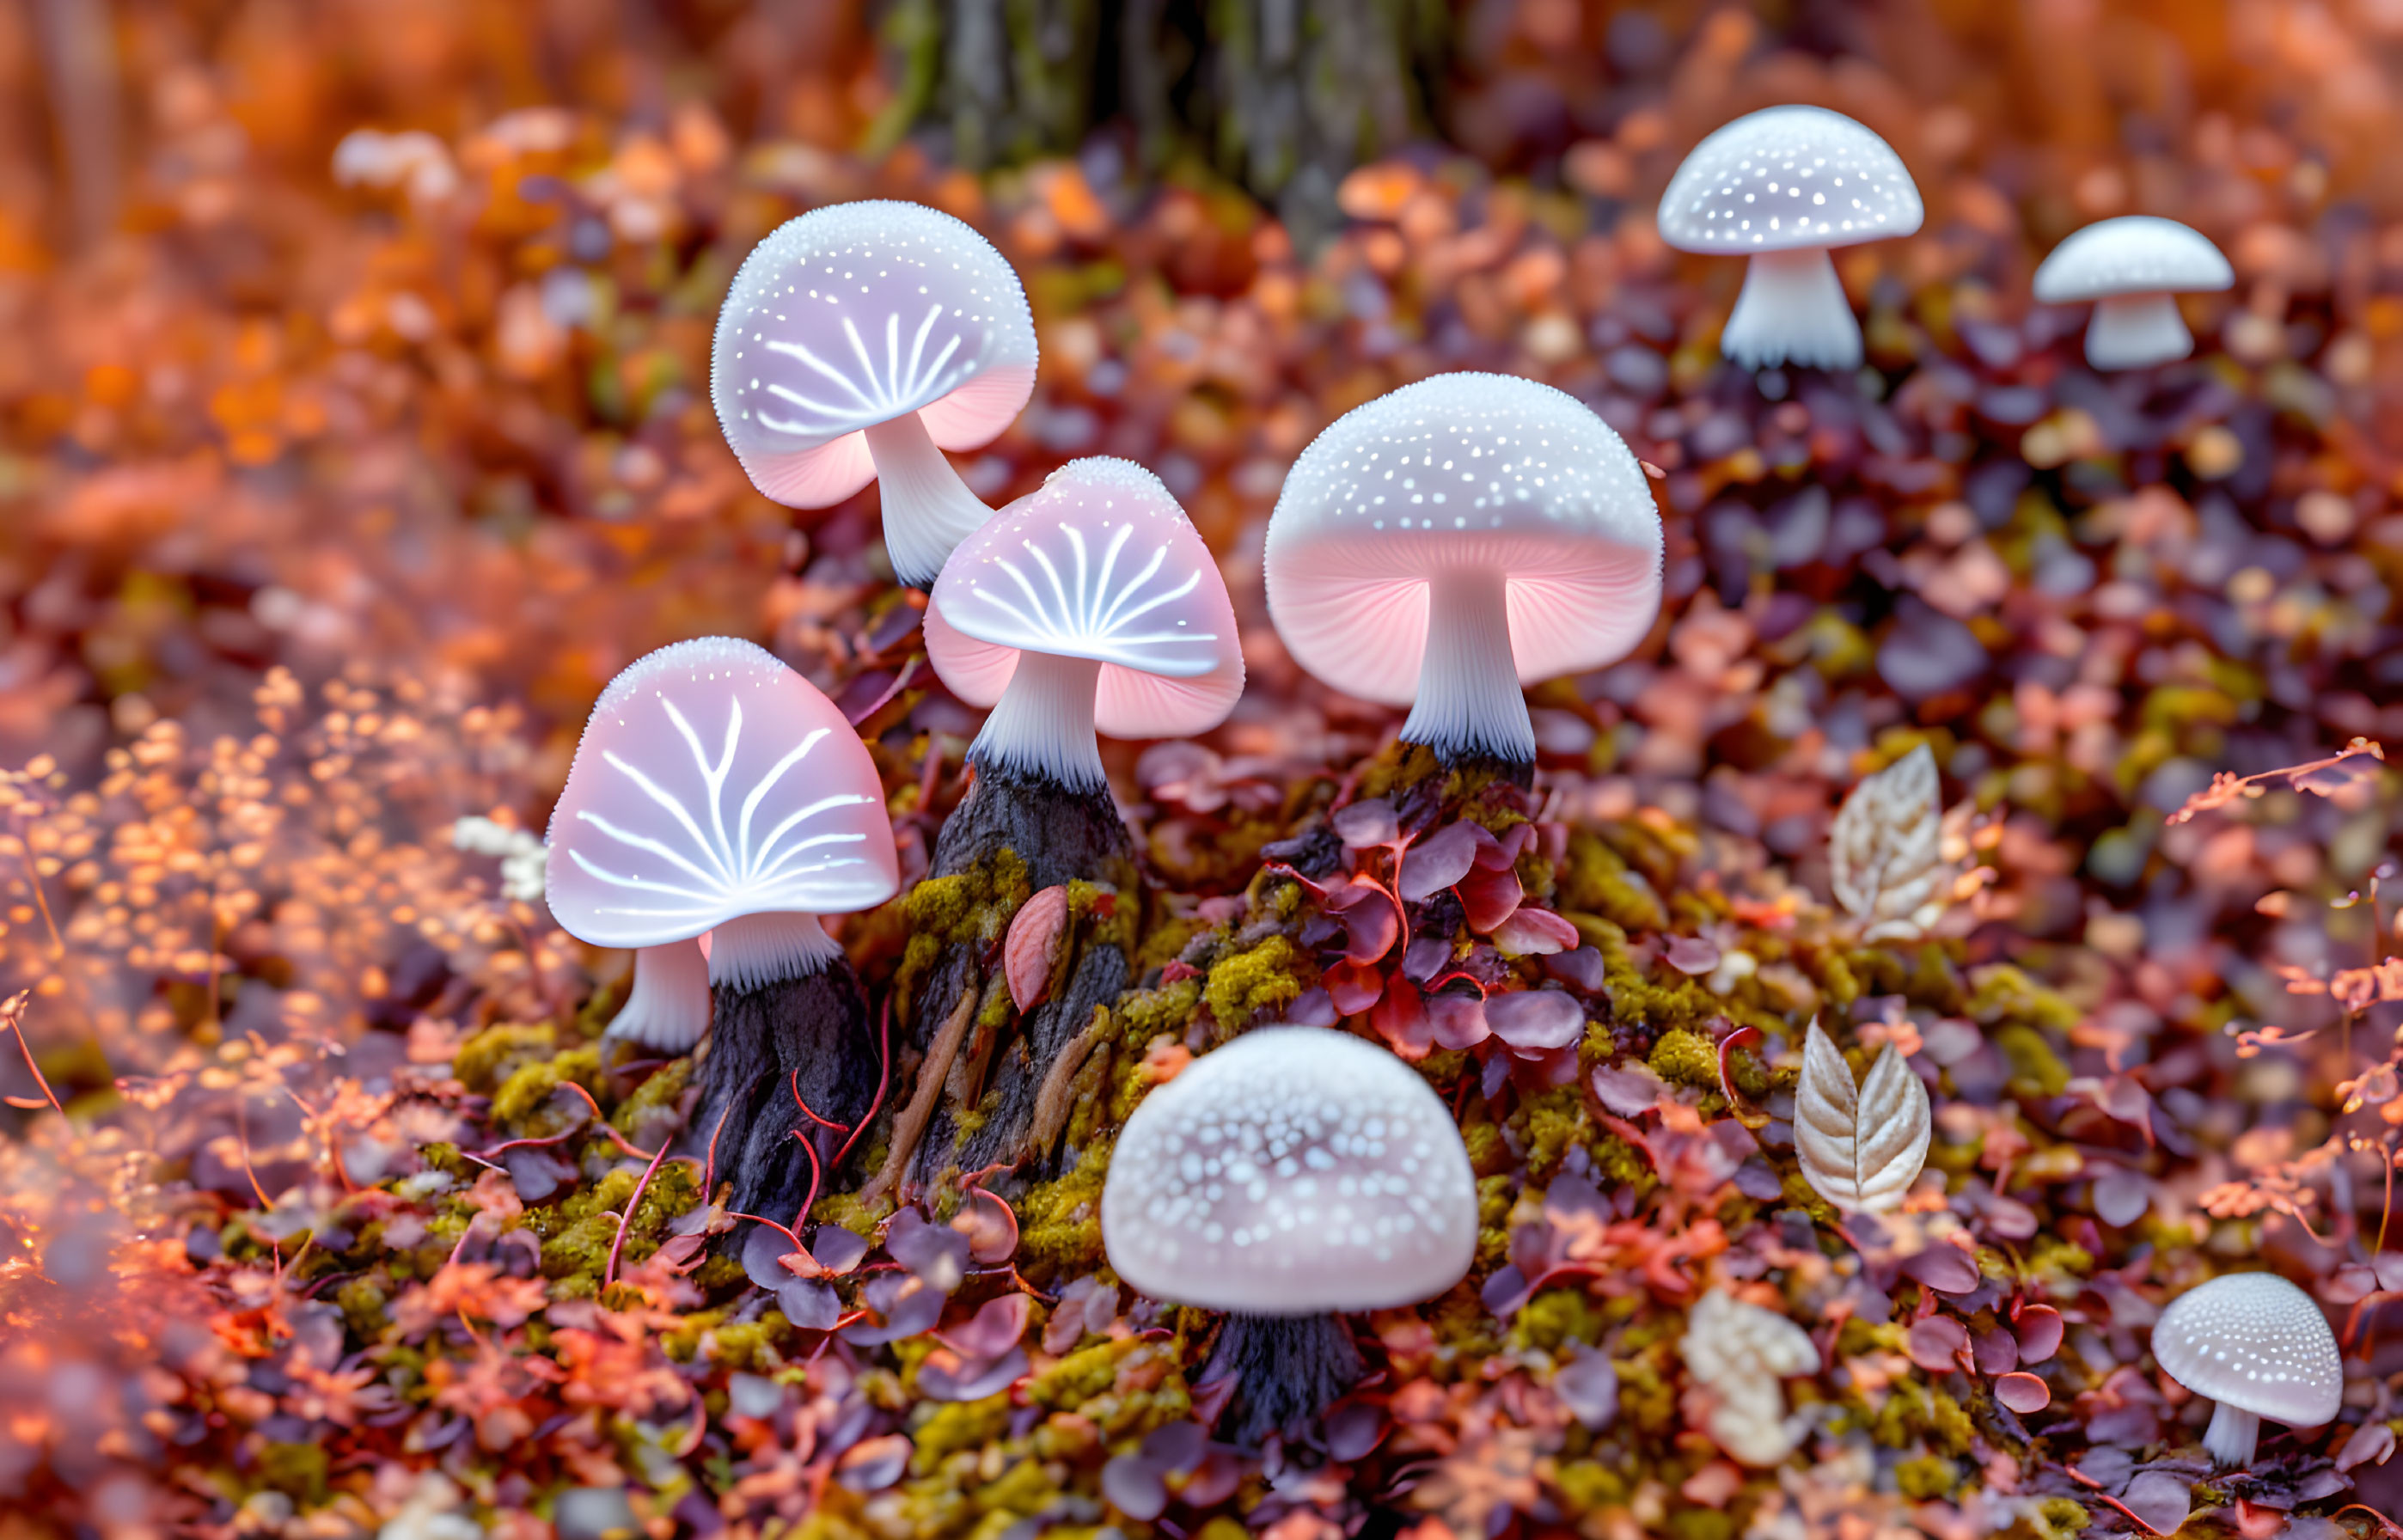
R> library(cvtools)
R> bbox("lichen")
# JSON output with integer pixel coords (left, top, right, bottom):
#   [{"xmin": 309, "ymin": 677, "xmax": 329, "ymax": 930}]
[
  {"xmin": 1648, "ymin": 1028, "xmax": 1721, "ymax": 1090},
  {"xmin": 454, "ymin": 1020, "xmax": 558, "ymax": 1094},
  {"xmin": 1201, "ymin": 934, "xmax": 1304, "ymax": 1030}
]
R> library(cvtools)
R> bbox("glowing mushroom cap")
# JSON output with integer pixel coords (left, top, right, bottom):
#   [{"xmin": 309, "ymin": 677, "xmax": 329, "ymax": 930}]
[
  {"xmin": 1657, "ymin": 106, "xmax": 1923, "ymax": 255},
  {"xmin": 2152, "ymin": 1272, "xmax": 2341, "ymax": 1427},
  {"xmin": 2033, "ymin": 216, "xmax": 2233, "ymax": 302},
  {"xmin": 926, "ymin": 457, "xmax": 1244, "ymax": 736},
  {"xmin": 1264, "ymin": 373, "xmax": 1662, "ymax": 708},
  {"xmin": 1100, "ymin": 1025, "xmax": 1478, "ymax": 1315},
  {"xmin": 545, "ymin": 637, "xmax": 900, "ymax": 949},
  {"xmin": 710, "ymin": 200, "xmax": 1037, "ymax": 506}
]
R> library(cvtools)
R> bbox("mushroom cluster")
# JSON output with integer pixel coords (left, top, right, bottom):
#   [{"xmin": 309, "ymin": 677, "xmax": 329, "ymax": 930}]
[{"xmin": 526, "ymin": 175, "xmax": 2293, "ymax": 1478}]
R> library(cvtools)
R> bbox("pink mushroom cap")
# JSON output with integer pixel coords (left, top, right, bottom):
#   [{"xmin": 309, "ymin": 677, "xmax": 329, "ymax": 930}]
[
  {"xmin": 546, "ymin": 637, "xmax": 899, "ymax": 950},
  {"xmin": 926, "ymin": 457, "xmax": 1244, "ymax": 737},
  {"xmin": 1266, "ymin": 372, "xmax": 1664, "ymax": 709},
  {"xmin": 710, "ymin": 200, "xmax": 1036, "ymax": 507}
]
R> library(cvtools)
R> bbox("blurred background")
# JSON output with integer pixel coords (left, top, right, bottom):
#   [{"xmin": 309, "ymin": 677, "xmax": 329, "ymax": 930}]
[{"xmin": 3, "ymin": 0, "xmax": 2400, "ymax": 787}]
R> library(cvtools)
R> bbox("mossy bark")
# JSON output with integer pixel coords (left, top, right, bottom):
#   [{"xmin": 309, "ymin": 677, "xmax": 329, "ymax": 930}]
[
  {"xmin": 694, "ymin": 961, "xmax": 876, "ymax": 1246},
  {"xmin": 1203, "ymin": 1311, "xmax": 1366, "ymax": 1447},
  {"xmin": 879, "ymin": 767, "xmax": 1139, "ymax": 1199},
  {"xmin": 928, "ymin": 763, "xmax": 1136, "ymax": 891}
]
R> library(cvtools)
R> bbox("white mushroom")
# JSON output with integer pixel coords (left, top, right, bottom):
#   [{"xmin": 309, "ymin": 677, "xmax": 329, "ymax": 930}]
[
  {"xmin": 1101, "ymin": 1025, "xmax": 1477, "ymax": 1443},
  {"xmin": 1657, "ymin": 106, "xmax": 1923, "ymax": 370},
  {"xmin": 1264, "ymin": 373, "xmax": 1662, "ymax": 774},
  {"xmin": 2033, "ymin": 216, "xmax": 2233, "ymax": 371},
  {"xmin": 2152, "ymin": 1272, "xmax": 2342, "ymax": 1468},
  {"xmin": 710, "ymin": 201, "xmax": 1037, "ymax": 587}
]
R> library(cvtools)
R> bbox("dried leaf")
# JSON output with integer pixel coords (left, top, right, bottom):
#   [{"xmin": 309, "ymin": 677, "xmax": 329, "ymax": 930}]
[
  {"xmin": 1005, "ymin": 885, "xmax": 1070, "ymax": 1012},
  {"xmin": 1827, "ymin": 744, "xmax": 1950, "ymax": 940},
  {"xmin": 1795, "ymin": 1018, "xmax": 1930, "ymax": 1214}
]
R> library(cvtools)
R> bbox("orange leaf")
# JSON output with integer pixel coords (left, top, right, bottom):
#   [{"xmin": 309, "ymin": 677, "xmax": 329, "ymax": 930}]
[{"xmin": 1005, "ymin": 886, "xmax": 1070, "ymax": 1013}]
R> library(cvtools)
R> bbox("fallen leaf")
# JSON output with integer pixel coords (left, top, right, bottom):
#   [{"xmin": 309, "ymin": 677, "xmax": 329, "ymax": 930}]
[
  {"xmin": 1795, "ymin": 1018, "xmax": 1930, "ymax": 1214},
  {"xmin": 1828, "ymin": 743, "xmax": 1950, "ymax": 940},
  {"xmin": 1005, "ymin": 886, "xmax": 1070, "ymax": 1012}
]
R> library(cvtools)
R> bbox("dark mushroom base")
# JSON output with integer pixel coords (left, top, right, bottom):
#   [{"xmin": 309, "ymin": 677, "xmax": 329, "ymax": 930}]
[
  {"xmin": 1202, "ymin": 1311, "xmax": 1367, "ymax": 1448},
  {"xmin": 1422, "ymin": 743, "xmax": 1536, "ymax": 792},
  {"xmin": 929, "ymin": 761, "xmax": 1137, "ymax": 889},
  {"xmin": 694, "ymin": 959, "xmax": 876, "ymax": 1246}
]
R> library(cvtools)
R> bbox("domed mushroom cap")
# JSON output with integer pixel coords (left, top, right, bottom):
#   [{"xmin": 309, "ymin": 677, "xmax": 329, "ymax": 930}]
[
  {"xmin": 1265, "ymin": 373, "xmax": 1661, "ymax": 708},
  {"xmin": 546, "ymin": 637, "xmax": 900, "ymax": 949},
  {"xmin": 926, "ymin": 457, "xmax": 1244, "ymax": 736},
  {"xmin": 2033, "ymin": 216, "xmax": 2233, "ymax": 302},
  {"xmin": 1658, "ymin": 106, "xmax": 1923, "ymax": 254},
  {"xmin": 1101, "ymin": 1026, "xmax": 1477, "ymax": 1315},
  {"xmin": 710, "ymin": 200, "xmax": 1037, "ymax": 506},
  {"xmin": 2153, "ymin": 1272, "xmax": 2341, "ymax": 1427}
]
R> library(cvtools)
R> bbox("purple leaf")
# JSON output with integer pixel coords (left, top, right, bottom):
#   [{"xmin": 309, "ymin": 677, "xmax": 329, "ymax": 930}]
[
  {"xmin": 1483, "ymin": 989, "xmax": 1586, "ymax": 1052},
  {"xmin": 1556, "ymin": 1348, "xmax": 1618, "ymax": 1428},
  {"xmin": 776, "ymin": 1278, "xmax": 841, "ymax": 1332},
  {"xmin": 1101, "ymin": 1454, "xmax": 1168, "ymax": 1520},
  {"xmin": 916, "ymin": 1345, "xmax": 1028, "ymax": 1402},
  {"xmin": 1397, "ymin": 823, "xmax": 1480, "ymax": 900},
  {"xmin": 885, "ymin": 1207, "xmax": 969, "ymax": 1292},
  {"xmin": 810, "ymin": 1225, "xmax": 870, "ymax": 1275},
  {"xmin": 1331, "ymin": 799, "xmax": 1399, "ymax": 848}
]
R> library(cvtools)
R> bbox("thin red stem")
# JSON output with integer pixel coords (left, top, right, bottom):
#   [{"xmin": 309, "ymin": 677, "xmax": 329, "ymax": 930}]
[
  {"xmin": 787, "ymin": 1128, "xmax": 825, "ymax": 1231},
  {"xmin": 702, "ymin": 1102, "xmax": 735, "ymax": 1198},
  {"xmin": 1, "ymin": 993, "xmax": 64, "ymax": 1116},
  {"xmin": 831, "ymin": 998, "xmax": 891, "ymax": 1171},
  {"xmin": 788, "ymin": 1067, "xmax": 847, "ymax": 1134},
  {"xmin": 603, "ymin": 1137, "xmax": 675, "ymax": 1293}
]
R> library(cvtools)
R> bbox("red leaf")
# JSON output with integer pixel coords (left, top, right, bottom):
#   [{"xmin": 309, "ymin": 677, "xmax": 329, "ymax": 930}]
[
  {"xmin": 1006, "ymin": 886, "xmax": 1071, "ymax": 1012},
  {"xmin": 1995, "ymin": 1372, "xmax": 2050, "ymax": 1413},
  {"xmin": 1458, "ymin": 864, "xmax": 1525, "ymax": 933}
]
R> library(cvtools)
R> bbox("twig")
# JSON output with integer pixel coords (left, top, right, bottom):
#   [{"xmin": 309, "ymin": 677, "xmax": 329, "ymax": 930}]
[
  {"xmin": 786, "ymin": 1128, "xmax": 825, "ymax": 1231},
  {"xmin": 1028, "ymin": 1008, "xmax": 1107, "ymax": 1158},
  {"xmin": 862, "ymin": 983, "xmax": 977, "ymax": 1202},
  {"xmin": 0, "ymin": 992, "xmax": 64, "ymax": 1115}
]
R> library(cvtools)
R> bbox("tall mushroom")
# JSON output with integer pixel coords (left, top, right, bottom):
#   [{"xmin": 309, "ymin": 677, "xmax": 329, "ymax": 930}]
[
  {"xmin": 546, "ymin": 637, "xmax": 900, "ymax": 1231},
  {"xmin": 1265, "ymin": 373, "xmax": 1662, "ymax": 782},
  {"xmin": 2152, "ymin": 1272, "xmax": 2341, "ymax": 1468},
  {"xmin": 2034, "ymin": 216, "xmax": 2233, "ymax": 371},
  {"xmin": 1658, "ymin": 105, "xmax": 1923, "ymax": 370},
  {"xmin": 710, "ymin": 200, "xmax": 1037, "ymax": 588},
  {"xmin": 926, "ymin": 455, "xmax": 1244, "ymax": 887},
  {"xmin": 1101, "ymin": 1025, "xmax": 1477, "ymax": 1445}
]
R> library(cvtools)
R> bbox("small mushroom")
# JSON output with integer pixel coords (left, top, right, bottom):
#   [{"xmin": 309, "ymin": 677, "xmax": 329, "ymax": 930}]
[
  {"xmin": 1264, "ymin": 373, "xmax": 1662, "ymax": 779},
  {"xmin": 546, "ymin": 638, "xmax": 900, "ymax": 1229},
  {"xmin": 925, "ymin": 456, "xmax": 1242, "ymax": 884},
  {"xmin": 2033, "ymin": 216, "xmax": 2233, "ymax": 371},
  {"xmin": 602, "ymin": 936, "xmax": 712, "ymax": 1054},
  {"xmin": 1658, "ymin": 106, "xmax": 1923, "ymax": 370},
  {"xmin": 1100, "ymin": 1025, "xmax": 1477, "ymax": 1445},
  {"xmin": 2152, "ymin": 1272, "xmax": 2341, "ymax": 1468},
  {"xmin": 711, "ymin": 200, "xmax": 1036, "ymax": 587}
]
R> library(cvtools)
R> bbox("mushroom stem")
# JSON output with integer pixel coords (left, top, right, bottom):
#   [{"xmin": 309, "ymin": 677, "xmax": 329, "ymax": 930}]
[
  {"xmin": 2084, "ymin": 291, "xmax": 2194, "ymax": 370},
  {"xmin": 1204, "ymin": 1312, "xmax": 1367, "ymax": 1447},
  {"xmin": 862, "ymin": 411, "xmax": 995, "ymax": 589},
  {"xmin": 968, "ymin": 651, "xmax": 1106, "ymax": 791},
  {"xmin": 1723, "ymin": 246, "xmax": 1862, "ymax": 370},
  {"xmin": 2201, "ymin": 1401, "xmax": 2261, "ymax": 1468},
  {"xmin": 1401, "ymin": 565, "xmax": 1537, "ymax": 770},
  {"xmin": 696, "ymin": 957, "xmax": 876, "ymax": 1248},
  {"xmin": 603, "ymin": 938, "xmax": 713, "ymax": 1053},
  {"xmin": 706, "ymin": 911, "xmax": 842, "ymax": 992}
]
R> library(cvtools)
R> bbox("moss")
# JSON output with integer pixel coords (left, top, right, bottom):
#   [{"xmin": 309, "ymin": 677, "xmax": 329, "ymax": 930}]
[
  {"xmin": 613, "ymin": 1058, "xmax": 689, "ymax": 1138},
  {"xmin": 1113, "ymin": 977, "xmax": 1202, "ymax": 1049},
  {"xmin": 1202, "ymin": 935, "xmax": 1305, "ymax": 1029},
  {"xmin": 455, "ymin": 1021, "xmax": 557, "ymax": 1094},
  {"xmin": 1015, "ymin": 1144, "xmax": 1109, "ymax": 1280},
  {"xmin": 2027, "ymin": 1236, "xmax": 2094, "ymax": 1288},
  {"xmin": 1667, "ymin": 1511, "xmax": 1732, "ymax": 1540},
  {"xmin": 1967, "ymin": 963, "xmax": 2080, "ymax": 1035},
  {"xmin": 1927, "ymin": 1389, "xmax": 1977, "ymax": 1456},
  {"xmin": 1556, "ymin": 829, "xmax": 1668, "ymax": 932},
  {"xmin": 1511, "ymin": 1288, "xmax": 1605, "ymax": 1354},
  {"xmin": 813, "ymin": 1189, "xmax": 893, "ymax": 1238},
  {"xmin": 1555, "ymin": 1462, "xmax": 1629, "ymax": 1515},
  {"xmin": 2031, "ymin": 1500, "xmax": 2090, "ymax": 1540},
  {"xmin": 1592, "ymin": 1133, "xmax": 1654, "ymax": 1194},
  {"xmin": 1510, "ymin": 1086, "xmax": 1592, "ymax": 1181},
  {"xmin": 1648, "ymin": 1029, "xmax": 1721, "ymax": 1090},
  {"xmin": 1992, "ymin": 1024, "xmax": 2070, "ymax": 1100},
  {"xmin": 254, "ymin": 1442, "xmax": 329, "ymax": 1505},
  {"xmin": 490, "ymin": 1044, "xmax": 605, "ymax": 1128},
  {"xmin": 335, "ymin": 1272, "xmax": 392, "ymax": 1341},
  {"xmin": 1615, "ymin": 1354, "xmax": 1677, "ymax": 1436},
  {"xmin": 1026, "ymin": 1338, "xmax": 1142, "ymax": 1409},
  {"xmin": 1464, "ymin": 1120, "xmax": 1512, "ymax": 1178}
]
